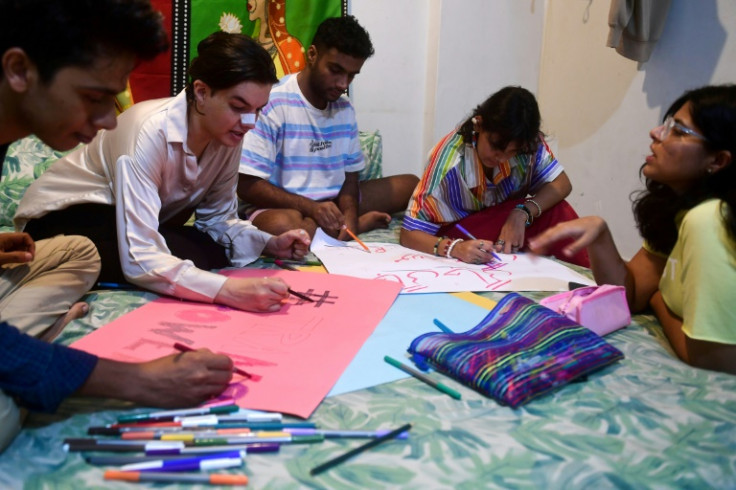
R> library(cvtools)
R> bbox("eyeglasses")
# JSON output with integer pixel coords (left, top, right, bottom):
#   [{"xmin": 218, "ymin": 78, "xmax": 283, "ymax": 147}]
[{"xmin": 655, "ymin": 116, "xmax": 708, "ymax": 142}]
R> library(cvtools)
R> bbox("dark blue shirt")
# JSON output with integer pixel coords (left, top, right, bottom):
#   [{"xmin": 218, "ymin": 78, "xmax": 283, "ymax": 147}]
[
  {"xmin": 0, "ymin": 322, "xmax": 98, "ymax": 412},
  {"xmin": 1, "ymin": 142, "xmax": 98, "ymax": 411}
]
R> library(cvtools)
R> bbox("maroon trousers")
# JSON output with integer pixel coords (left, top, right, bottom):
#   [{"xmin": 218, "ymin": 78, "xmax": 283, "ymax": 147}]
[{"xmin": 437, "ymin": 198, "xmax": 590, "ymax": 268}]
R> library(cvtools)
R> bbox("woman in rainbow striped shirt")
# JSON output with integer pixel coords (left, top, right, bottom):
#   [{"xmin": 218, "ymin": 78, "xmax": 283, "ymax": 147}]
[{"xmin": 400, "ymin": 86, "xmax": 589, "ymax": 267}]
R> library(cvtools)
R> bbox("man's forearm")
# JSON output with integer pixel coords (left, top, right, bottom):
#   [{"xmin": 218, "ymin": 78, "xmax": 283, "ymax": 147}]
[
  {"xmin": 337, "ymin": 172, "xmax": 359, "ymax": 212},
  {"xmin": 238, "ymin": 176, "xmax": 316, "ymax": 215},
  {"xmin": 336, "ymin": 174, "xmax": 359, "ymax": 230}
]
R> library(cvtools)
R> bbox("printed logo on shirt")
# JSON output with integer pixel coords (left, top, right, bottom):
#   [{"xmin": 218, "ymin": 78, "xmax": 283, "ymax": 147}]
[
  {"xmin": 664, "ymin": 256, "xmax": 678, "ymax": 281},
  {"xmin": 309, "ymin": 140, "xmax": 332, "ymax": 153}
]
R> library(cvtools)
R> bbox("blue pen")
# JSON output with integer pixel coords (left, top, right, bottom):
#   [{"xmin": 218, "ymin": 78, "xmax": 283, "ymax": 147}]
[
  {"xmin": 454, "ymin": 224, "xmax": 503, "ymax": 263},
  {"xmin": 85, "ymin": 450, "xmax": 243, "ymax": 466}
]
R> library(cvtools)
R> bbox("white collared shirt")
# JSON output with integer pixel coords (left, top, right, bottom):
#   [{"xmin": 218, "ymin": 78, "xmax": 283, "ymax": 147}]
[{"xmin": 15, "ymin": 91, "xmax": 271, "ymax": 302}]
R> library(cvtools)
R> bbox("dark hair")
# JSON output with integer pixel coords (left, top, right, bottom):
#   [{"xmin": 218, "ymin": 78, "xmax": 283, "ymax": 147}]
[
  {"xmin": 185, "ymin": 31, "xmax": 278, "ymax": 102},
  {"xmin": 457, "ymin": 86, "xmax": 542, "ymax": 154},
  {"xmin": 0, "ymin": 0, "xmax": 167, "ymax": 83},
  {"xmin": 633, "ymin": 84, "xmax": 736, "ymax": 253},
  {"xmin": 311, "ymin": 15, "xmax": 374, "ymax": 60}
]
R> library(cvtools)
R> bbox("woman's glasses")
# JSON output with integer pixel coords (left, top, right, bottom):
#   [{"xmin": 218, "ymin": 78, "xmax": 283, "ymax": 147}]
[{"xmin": 655, "ymin": 116, "xmax": 708, "ymax": 142}]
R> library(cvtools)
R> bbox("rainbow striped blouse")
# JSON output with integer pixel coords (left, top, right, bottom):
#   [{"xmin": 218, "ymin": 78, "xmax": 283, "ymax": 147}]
[{"xmin": 402, "ymin": 130, "xmax": 562, "ymax": 235}]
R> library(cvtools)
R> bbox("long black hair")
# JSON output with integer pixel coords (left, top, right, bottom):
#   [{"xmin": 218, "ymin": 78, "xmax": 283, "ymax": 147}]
[
  {"xmin": 457, "ymin": 86, "xmax": 542, "ymax": 155},
  {"xmin": 633, "ymin": 84, "xmax": 736, "ymax": 254}
]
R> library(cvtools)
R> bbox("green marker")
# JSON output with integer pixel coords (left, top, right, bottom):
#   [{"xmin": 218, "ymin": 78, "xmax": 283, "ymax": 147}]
[
  {"xmin": 117, "ymin": 404, "xmax": 238, "ymax": 424},
  {"xmin": 261, "ymin": 257, "xmax": 322, "ymax": 266},
  {"xmin": 384, "ymin": 356, "xmax": 462, "ymax": 400}
]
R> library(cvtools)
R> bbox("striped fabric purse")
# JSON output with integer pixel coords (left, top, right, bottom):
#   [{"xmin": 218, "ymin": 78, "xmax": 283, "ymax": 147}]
[{"xmin": 408, "ymin": 293, "xmax": 624, "ymax": 408}]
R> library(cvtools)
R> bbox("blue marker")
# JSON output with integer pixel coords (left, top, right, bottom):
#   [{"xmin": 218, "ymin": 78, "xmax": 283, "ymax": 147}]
[
  {"xmin": 85, "ymin": 450, "xmax": 243, "ymax": 466},
  {"xmin": 121, "ymin": 454, "xmax": 244, "ymax": 472},
  {"xmin": 95, "ymin": 281, "xmax": 136, "ymax": 290}
]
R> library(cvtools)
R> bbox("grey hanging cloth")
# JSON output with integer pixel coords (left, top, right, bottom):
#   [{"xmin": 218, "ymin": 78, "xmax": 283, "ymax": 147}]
[{"xmin": 607, "ymin": 0, "xmax": 672, "ymax": 62}]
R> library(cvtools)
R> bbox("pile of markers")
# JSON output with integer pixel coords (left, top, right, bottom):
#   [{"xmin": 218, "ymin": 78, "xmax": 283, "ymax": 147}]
[{"xmin": 65, "ymin": 403, "xmax": 412, "ymax": 485}]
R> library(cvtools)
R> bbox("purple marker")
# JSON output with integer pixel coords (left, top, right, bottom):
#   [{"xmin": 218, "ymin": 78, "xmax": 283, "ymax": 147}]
[{"xmin": 454, "ymin": 224, "xmax": 503, "ymax": 262}]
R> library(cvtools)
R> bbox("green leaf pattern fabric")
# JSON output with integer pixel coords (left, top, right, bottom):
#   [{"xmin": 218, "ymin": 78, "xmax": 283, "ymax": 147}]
[
  {"xmin": 359, "ymin": 130, "xmax": 383, "ymax": 181},
  {"xmin": 0, "ymin": 135, "xmax": 72, "ymax": 227}
]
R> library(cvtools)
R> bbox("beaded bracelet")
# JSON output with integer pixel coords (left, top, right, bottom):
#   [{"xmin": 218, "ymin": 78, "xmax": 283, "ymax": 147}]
[
  {"xmin": 432, "ymin": 236, "xmax": 446, "ymax": 256},
  {"xmin": 446, "ymin": 238, "xmax": 463, "ymax": 258},
  {"xmin": 441, "ymin": 239, "xmax": 451, "ymax": 257},
  {"xmin": 525, "ymin": 198, "xmax": 542, "ymax": 218},
  {"xmin": 514, "ymin": 204, "xmax": 533, "ymax": 227}
]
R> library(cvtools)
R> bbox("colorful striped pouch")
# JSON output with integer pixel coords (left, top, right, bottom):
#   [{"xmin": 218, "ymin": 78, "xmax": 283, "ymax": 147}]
[{"xmin": 408, "ymin": 293, "xmax": 624, "ymax": 408}]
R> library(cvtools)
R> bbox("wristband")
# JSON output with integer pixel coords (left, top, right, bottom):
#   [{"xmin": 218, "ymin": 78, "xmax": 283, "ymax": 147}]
[
  {"xmin": 525, "ymin": 198, "xmax": 542, "ymax": 218},
  {"xmin": 514, "ymin": 204, "xmax": 533, "ymax": 227},
  {"xmin": 446, "ymin": 238, "xmax": 463, "ymax": 258},
  {"xmin": 433, "ymin": 236, "xmax": 446, "ymax": 256}
]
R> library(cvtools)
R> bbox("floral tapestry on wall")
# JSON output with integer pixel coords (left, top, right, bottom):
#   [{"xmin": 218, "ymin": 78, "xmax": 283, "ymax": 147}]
[{"xmin": 130, "ymin": 0, "xmax": 346, "ymax": 102}]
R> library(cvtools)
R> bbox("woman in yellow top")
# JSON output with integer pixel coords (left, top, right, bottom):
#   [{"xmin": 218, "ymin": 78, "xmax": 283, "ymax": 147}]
[{"xmin": 530, "ymin": 85, "xmax": 736, "ymax": 374}]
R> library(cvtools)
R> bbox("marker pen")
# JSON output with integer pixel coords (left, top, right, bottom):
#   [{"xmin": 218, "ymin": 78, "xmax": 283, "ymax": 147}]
[
  {"xmin": 104, "ymin": 471, "xmax": 248, "ymax": 485},
  {"xmin": 121, "ymin": 455, "xmax": 243, "ymax": 472}
]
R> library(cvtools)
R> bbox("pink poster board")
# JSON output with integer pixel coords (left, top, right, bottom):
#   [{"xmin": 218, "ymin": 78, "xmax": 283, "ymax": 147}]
[{"xmin": 71, "ymin": 269, "xmax": 401, "ymax": 418}]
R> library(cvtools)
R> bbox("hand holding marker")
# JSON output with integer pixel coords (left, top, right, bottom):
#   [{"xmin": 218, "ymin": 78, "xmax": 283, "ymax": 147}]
[
  {"xmin": 173, "ymin": 343, "xmax": 254, "ymax": 379},
  {"xmin": 454, "ymin": 224, "xmax": 503, "ymax": 262},
  {"xmin": 271, "ymin": 260, "xmax": 315, "ymax": 302},
  {"xmin": 342, "ymin": 225, "xmax": 371, "ymax": 253}
]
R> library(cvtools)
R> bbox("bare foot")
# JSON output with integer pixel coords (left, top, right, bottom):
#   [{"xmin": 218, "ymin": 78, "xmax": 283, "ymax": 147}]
[
  {"xmin": 40, "ymin": 302, "xmax": 90, "ymax": 342},
  {"xmin": 358, "ymin": 211, "xmax": 392, "ymax": 233}
]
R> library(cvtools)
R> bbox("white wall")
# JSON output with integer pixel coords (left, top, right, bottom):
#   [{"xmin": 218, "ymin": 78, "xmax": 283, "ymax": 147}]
[
  {"xmin": 431, "ymin": 0, "xmax": 546, "ymax": 143},
  {"xmin": 350, "ymin": 0, "xmax": 545, "ymax": 178},
  {"xmin": 538, "ymin": 0, "xmax": 736, "ymax": 258},
  {"xmin": 349, "ymin": 0, "xmax": 736, "ymax": 258},
  {"xmin": 349, "ymin": 0, "xmax": 433, "ymax": 179}
]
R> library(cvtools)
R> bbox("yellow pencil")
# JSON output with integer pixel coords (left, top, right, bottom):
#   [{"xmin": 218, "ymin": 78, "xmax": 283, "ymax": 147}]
[{"xmin": 342, "ymin": 226, "xmax": 370, "ymax": 253}]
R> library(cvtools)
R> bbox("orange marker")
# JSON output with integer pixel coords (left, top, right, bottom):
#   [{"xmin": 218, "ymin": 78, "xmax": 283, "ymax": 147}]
[
  {"xmin": 342, "ymin": 226, "xmax": 370, "ymax": 253},
  {"xmin": 104, "ymin": 470, "xmax": 248, "ymax": 485}
]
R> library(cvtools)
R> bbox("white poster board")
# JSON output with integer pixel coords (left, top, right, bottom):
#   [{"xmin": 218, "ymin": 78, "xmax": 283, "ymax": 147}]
[{"xmin": 311, "ymin": 229, "xmax": 594, "ymax": 293}]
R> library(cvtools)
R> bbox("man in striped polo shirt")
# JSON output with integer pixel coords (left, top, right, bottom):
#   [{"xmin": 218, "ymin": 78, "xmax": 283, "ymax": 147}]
[{"xmin": 238, "ymin": 15, "xmax": 418, "ymax": 240}]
